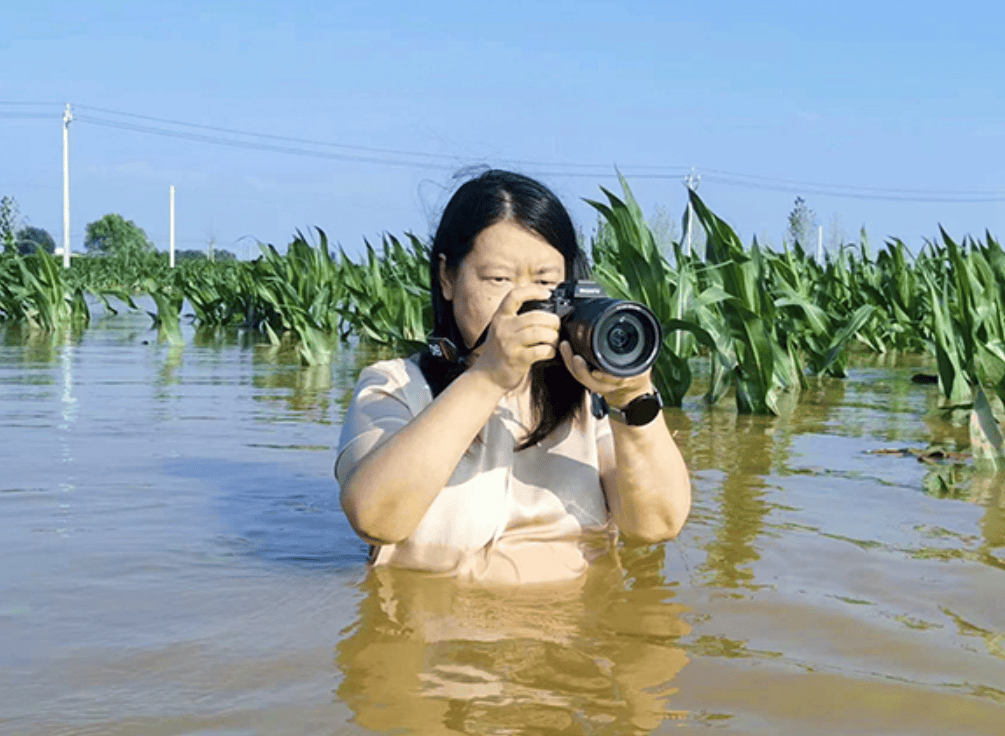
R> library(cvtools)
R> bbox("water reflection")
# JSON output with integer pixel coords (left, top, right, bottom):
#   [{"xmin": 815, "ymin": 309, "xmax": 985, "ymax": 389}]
[
  {"xmin": 0, "ymin": 322, "xmax": 82, "ymax": 364},
  {"xmin": 336, "ymin": 549, "xmax": 690, "ymax": 735},
  {"xmin": 693, "ymin": 412, "xmax": 779, "ymax": 591},
  {"xmin": 250, "ymin": 342, "xmax": 348, "ymax": 421},
  {"xmin": 919, "ymin": 462, "xmax": 1005, "ymax": 509},
  {"xmin": 975, "ymin": 472, "xmax": 1005, "ymax": 557},
  {"xmin": 797, "ymin": 374, "xmax": 848, "ymax": 430},
  {"xmin": 190, "ymin": 325, "xmax": 261, "ymax": 350},
  {"xmin": 156, "ymin": 343, "xmax": 184, "ymax": 390}
]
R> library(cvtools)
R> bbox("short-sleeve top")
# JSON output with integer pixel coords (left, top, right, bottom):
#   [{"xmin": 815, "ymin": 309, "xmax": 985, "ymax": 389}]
[{"xmin": 335, "ymin": 358, "xmax": 616, "ymax": 584}]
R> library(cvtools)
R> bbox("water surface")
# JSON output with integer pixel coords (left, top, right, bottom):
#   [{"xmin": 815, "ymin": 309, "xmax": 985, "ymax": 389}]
[{"xmin": 1, "ymin": 310, "xmax": 1002, "ymax": 735}]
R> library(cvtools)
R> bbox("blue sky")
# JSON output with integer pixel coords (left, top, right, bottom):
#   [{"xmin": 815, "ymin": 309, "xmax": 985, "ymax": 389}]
[{"xmin": 3, "ymin": 0, "xmax": 1003, "ymax": 259}]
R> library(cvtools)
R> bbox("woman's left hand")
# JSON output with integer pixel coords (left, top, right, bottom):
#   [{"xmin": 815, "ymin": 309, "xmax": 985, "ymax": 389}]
[{"xmin": 557, "ymin": 341, "xmax": 653, "ymax": 410}]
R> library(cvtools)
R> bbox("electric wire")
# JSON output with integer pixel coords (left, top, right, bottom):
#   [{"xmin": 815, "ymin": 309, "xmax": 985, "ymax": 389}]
[
  {"xmin": 700, "ymin": 167, "xmax": 998, "ymax": 196},
  {"xmin": 72, "ymin": 103, "xmax": 468, "ymax": 164},
  {"xmin": 699, "ymin": 173, "xmax": 1004, "ymax": 203},
  {"xmin": 71, "ymin": 112, "xmax": 682, "ymax": 180},
  {"xmin": 73, "ymin": 114, "xmax": 463, "ymax": 170},
  {"xmin": 3, "ymin": 101, "xmax": 1003, "ymax": 203},
  {"xmin": 0, "ymin": 113, "xmax": 56, "ymax": 121},
  {"xmin": 69, "ymin": 103, "xmax": 694, "ymax": 174}
]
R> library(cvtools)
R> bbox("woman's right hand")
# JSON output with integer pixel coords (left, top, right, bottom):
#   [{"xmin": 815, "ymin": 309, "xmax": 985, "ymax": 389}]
[{"xmin": 469, "ymin": 285, "xmax": 562, "ymax": 392}]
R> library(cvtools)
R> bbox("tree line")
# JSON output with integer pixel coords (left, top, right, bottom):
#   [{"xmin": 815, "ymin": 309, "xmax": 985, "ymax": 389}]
[{"xmin": 0, "ymin": 196, "xmax": 233, "ymax": 261}]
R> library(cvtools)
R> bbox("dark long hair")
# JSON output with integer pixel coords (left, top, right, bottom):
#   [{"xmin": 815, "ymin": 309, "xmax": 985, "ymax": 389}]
[{"xmin": 416, "ymin": 169, "xmax": 590, "ymax": 449}]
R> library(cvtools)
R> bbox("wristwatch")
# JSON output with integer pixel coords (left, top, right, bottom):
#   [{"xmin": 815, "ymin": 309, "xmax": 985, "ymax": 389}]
[{"xmin": 605, "ymin": 389, "xmax": 663, "ymax": 426}]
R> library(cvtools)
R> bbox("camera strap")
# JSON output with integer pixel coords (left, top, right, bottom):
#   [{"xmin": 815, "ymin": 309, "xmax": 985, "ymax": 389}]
[
  {"xmin": 591, "ymin": 393, "xmax": 609, "ymax": 420},
  {"xmin": 427, "ymin": 326, "xmax": 488, "ymax": 365},
  {"xmin": 418, "ymin": 327, "xmax": 490, "ymax": 400}
]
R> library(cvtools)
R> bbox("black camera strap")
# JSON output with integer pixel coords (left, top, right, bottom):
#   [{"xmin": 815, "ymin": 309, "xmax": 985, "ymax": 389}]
[
  {"xmin": 427, "ymin": 326, "xmax": 488, "ymax": 365},
  {"xmin": 418, "ymin": 327, "xmax": 490, "ymax": 399},
  {"xmin": 591, "ymin": 393, "xmax": 610, "ymax": 420}
]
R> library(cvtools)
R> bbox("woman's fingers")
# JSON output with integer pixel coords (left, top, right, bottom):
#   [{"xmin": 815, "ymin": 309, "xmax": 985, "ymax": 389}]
[
  {"xmin": 559, "ymin": 341, "xmax": 652, "ymax": 402},
  {"xmin": 497, "ymin": 285, "xmax": 554, "ymax": 317},
  {"xmin": 497, "ymin": 319, "xmax": 560, "ymax": 363},
  {"xmin": 473, "ymin": 294, "xmax": 562, "ymax": 389},
  {"xmin": 560, "ymin": 342, "xmax": 605, "ymax": 388},
  {"xmin": 511, "ymin": 320, "xmax": 561, "ymax": 345}
]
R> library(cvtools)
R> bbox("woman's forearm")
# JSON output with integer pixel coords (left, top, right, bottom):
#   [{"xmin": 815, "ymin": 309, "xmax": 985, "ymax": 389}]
[
  {"xmin": 603, "ymin": 418, "xmax": 691, "ymax": 543},
  {"xmin": 339, "ymin": 367, "xmax": 508, "ymax": 544}
]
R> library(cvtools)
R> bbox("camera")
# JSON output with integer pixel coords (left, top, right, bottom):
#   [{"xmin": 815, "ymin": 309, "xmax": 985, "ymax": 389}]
[{"xmin": 518, "ymin": 280, "xmax": 662, "ymax": 377}]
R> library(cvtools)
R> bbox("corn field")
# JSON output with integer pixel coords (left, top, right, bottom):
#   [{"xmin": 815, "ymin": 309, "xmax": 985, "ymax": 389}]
[{"xmin": 3, "ymin": 179, "xmax": 1004, "ymax": 466}]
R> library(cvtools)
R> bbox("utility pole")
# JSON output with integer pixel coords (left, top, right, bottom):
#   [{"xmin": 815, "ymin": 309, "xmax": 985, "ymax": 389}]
[
  {"xmin": 683, "ymin": 168, "xmax": 701, "ymax": 257},
  {"xmin": 206, "ymin": 225, "xmax": 216, "ymax": 262},
  {"xmin": 62, "ymin": 104, "xmax": 73, "ymax": 268},
  {"xmin": 169, "ymin": 186, "xmax": 176, "ymax": 268}
]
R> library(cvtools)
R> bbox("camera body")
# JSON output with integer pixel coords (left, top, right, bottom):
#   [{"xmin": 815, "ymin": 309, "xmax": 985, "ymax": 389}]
[{"xmin": 518, "ymin": 280, "xmax": 662, "ymax": 377}]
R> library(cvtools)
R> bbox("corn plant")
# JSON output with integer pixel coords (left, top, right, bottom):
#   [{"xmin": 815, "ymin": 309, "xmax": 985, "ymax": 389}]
[
  {"xmin": 244, "ymin": 231, "xmax": 342, "ymax": 365},
  {"xmin": 919, "ymin": 229, "xmax": 1005, "ymax": 410},
  {"xmin": 0, "ymin": 249, "xmax": 90, "ymax": 330},
  {"xmin": 686, "ymin": 191, "xmax": 801, "ymax": 414},
  {"xmin": 66, "ymin": 249, "xmax": 171, "ymax": 293},
  {"xmin": 868, "ymin": 239, "xmax": 928, "ymax": 353},
  {"xmin": 180, "ymin": 259, "xmax": 252, "ymax": 328},
  {"xmin": 337, "ymin": 233, "xmax": 431, "ymax": 354},
  {"xmin": 762, "ymin": 239, "xmax": 877, "ymax": 379},
  {"xmin": 143, "ymin": 273, "xmax": 184, "ymax": 346}
]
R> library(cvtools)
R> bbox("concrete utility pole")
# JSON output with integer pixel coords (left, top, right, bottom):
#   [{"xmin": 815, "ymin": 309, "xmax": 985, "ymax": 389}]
[
  {"xmin": 62, "ymin": 104, "xmax": 73, "ymax": 268},
  {"xmin": 683, "ymin": 168, "xmax": 701, "ymax": 257},
  {"xmin": 169, "ymin": 186, "xmax": 176, "ymax": 268}
]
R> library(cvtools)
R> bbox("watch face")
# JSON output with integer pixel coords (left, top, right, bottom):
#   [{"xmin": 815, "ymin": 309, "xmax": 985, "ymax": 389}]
[{"xmin": 625, "ymin": 394, "xmax": 662, "ymax": 425}]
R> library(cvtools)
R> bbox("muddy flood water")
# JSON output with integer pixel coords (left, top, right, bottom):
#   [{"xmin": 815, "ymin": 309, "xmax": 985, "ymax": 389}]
[{"xmin": 2, "ymin": 307, "xmax": 1003, "ymax": 736}]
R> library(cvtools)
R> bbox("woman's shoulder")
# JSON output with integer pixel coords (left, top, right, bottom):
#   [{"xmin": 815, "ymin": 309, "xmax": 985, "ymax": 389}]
[
  {"xmin": 353, "ymin": 355, "xmax": 431, "ymax": 409},
  {"xmin": 357, "ymin": 356, "xmax": 419, "ymax": 383}
]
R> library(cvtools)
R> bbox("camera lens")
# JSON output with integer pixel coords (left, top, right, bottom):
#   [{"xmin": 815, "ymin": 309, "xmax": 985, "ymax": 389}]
[
  {"xmin": 564, "ymin": 296, "xmax": 662, "ymax": 377},
  {"xmin": 598, "ymin": 312, "xmax": 645, "ymax": 368}
]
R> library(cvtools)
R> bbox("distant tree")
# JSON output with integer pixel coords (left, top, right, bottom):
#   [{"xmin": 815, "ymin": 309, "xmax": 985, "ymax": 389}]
[
  {"xmin": 84, "ymin": 213, "xmax": 155, "ymax": 257},
  {"xmin": 175, "ymin": 249, "xmax": 208, "ymax": 262},
  {"xmin": 825, "ymin": 212, "xmax": 846, "ymax": 252},
  {"xmin": 786, "ymin": 196, "xmax": 817, "ymax": 248},
  {"xmin": 1, "ymin": 196, "xmax": 21, "ymax": 254},
  {"xmin": 16, "ymin": 226, "xmax": 56, "ymax": 255},
  {"xmin": 649, "ymin": 204, "xmax": 679, "ymax": 255}
]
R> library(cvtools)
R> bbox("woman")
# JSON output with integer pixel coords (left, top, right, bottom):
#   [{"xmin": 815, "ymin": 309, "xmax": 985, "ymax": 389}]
[{"xmin": 336, "ymin": 170, "xmax": 690, "ymax": 584}]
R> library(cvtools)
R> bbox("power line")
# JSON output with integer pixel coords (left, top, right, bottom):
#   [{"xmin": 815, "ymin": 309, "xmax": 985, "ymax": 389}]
[
  {"xmin": 700, "ymin": 172, "xmax": 1003, "ymax": 203},
  {"xmin": 68, "ymin": 110, "xmax": 679, "ymax": 179},
  {"xmin": 700, "ymin": 167, "xmax": 1001, "ymax": 198},
  {"xmin": 69, "ymin": 103, "xmax": 695, "ymax": 174},
  {"xmin": 0, "ymin": 112, "xmax": 55, "ymax": 121},
  {"xmin": 72, "ymin": 103, "xmax": 469, "ymax": 164},
  {"xmin": 73, "ymin": 114, "xmax": 469, "ymax": 170},
  {"xmin": 70, "ymin": 113, "xmax": 677, "ymax": 179},
  {"xmin": 4, "ymin": 101, "xmax": 1003, "ymax": 203}
]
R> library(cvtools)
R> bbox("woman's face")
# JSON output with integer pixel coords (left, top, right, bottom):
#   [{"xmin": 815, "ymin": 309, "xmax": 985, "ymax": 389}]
[{"xmin": 440, "ymin": 220, "xmax": 566, "ymax": 348}]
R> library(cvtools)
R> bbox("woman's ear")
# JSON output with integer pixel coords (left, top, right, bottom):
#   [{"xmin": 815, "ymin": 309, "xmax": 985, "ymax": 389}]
[{"xmin": 438, "ymin": 254, "xmax": 454, "ymax": 302}]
